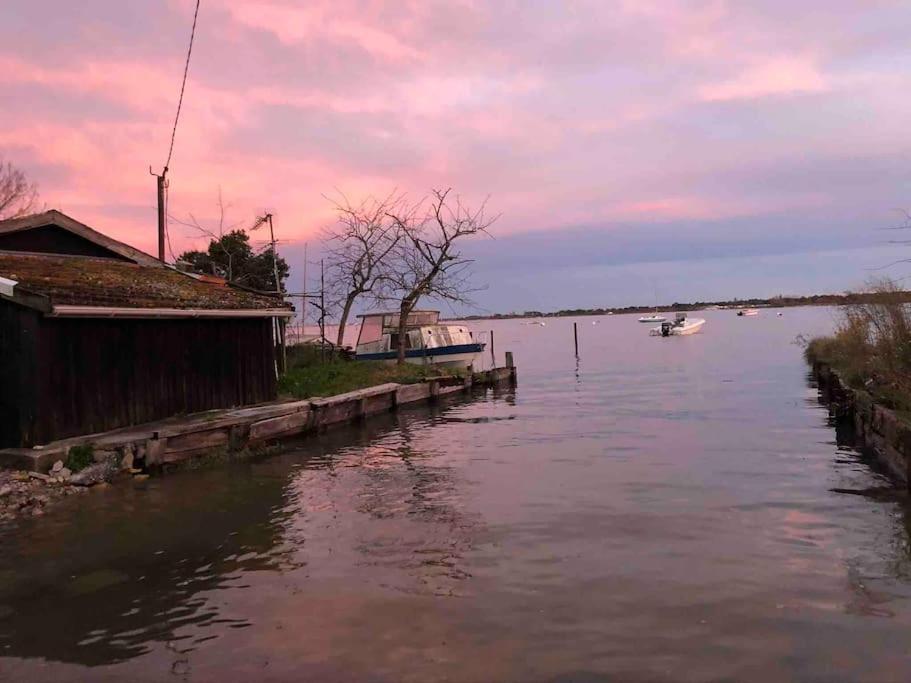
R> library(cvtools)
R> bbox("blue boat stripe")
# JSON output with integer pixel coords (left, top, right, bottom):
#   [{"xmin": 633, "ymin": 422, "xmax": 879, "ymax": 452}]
[{"xmin": 356, "ymin": 343, "xmax": 485, "ymax": 361}]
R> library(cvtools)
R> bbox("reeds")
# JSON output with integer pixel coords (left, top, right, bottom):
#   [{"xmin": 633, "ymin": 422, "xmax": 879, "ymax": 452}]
[{"xmin": 806, "ymin": 278, "xmax": 911, "ymax": 412}]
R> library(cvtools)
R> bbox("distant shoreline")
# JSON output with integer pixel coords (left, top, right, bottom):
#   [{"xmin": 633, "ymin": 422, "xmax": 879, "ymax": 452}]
[{"xmin": 454, "ymin": 291, "xmax": 911, "ymax": 322}]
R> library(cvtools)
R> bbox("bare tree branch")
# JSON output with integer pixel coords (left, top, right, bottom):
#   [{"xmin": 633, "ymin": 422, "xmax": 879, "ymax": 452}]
[
  {"xmin": 0, "ymin": 157, "xmax": 39, "ymax": 220},
  {"xmin": 382, "ymin": 188, "xmax": 497, "ymax": 364},
  {"xmin": 322, "ymin": 189, "xmax": 405, "ymax": 348}
]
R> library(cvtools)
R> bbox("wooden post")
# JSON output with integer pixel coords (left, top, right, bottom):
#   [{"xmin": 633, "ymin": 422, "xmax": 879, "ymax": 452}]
[
  {"xmin": 490, "ymin": 329, "xmax": 495, "ymax": 366},
  {"xmin": 505, "ymin": 351, "xmax": 514, "ymax": 368},
  {"xmin": 155, "ymin": 170, "xmax": 167, "ymax": 262},
  {"xmin": 573, "ymin": 322, "xmax": 579, "ymax": 356},
  {"xmin": 506, "ymin": 351, "xmax": 517, "ymax": 386}
]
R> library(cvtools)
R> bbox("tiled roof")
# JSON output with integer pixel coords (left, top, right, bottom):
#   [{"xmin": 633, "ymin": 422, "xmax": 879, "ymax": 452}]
[{"xmin": 0, "ymin": 252, "xmax": 289, "ymax": 311}]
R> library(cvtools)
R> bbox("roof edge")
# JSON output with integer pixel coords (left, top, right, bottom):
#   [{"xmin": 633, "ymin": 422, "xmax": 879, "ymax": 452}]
[
  {"xmin": 0, "ymin": 210, "xmax": 164, "ymax": 268},
  {"xmin": 50, "ymin": 305, "xmax": 294, "ymax": 319}
]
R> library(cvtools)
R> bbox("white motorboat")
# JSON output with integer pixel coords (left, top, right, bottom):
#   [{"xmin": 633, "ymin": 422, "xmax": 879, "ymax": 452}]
[
  {"xmin": 737, "ymin": 308, "xmax": 759, "ymax": 317},
  {"xmin": 638, "ymin": 313, "xmax": 666, "ymax": 323},
  {"xmin": 650, "ymin": 313, "xmax": 706, "ymax": 337},
  {"xmin": 354, "ymin": 310, "xmax": 485, "ymax": 368}
]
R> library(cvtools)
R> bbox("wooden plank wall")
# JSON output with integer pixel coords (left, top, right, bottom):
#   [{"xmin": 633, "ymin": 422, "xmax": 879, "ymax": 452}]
[
  {"xmin": 0, "ymin": 300, "xmax": 40, "ymax": 448},
  {"xmin": 24, "ymin": 316, "xmax": 277, "ymax": 446}
]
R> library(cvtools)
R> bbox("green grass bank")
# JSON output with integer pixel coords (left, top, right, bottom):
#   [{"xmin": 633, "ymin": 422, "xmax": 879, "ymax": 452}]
[{"xmin": 278, "ymin": 345, "xmax": 463, "ymax": 399}]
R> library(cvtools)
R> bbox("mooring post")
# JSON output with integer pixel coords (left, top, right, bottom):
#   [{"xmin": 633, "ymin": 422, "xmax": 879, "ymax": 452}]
[
  {"xmin": 573, "ymin": 322, "xmax": 579, "ymax": 356},
  {"xmin": 505, "ymin": 351, "xmax": 514, "ymax": 368},
  {"xmin": 506, "ymin": 351, "xmax": 517, "ymax": 386},
  {"xmin": 490, "ymin": 329, "xmax": 495, "ymax": 366}
]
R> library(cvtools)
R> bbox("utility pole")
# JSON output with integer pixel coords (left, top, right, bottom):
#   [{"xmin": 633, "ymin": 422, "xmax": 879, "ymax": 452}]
[
  {"xmin": 320, "ymin": 258, "xmax": 326, "ymax": 361},
  {"xmin": 301, "ymin": 242, "xmax": 308, "ymax": 341},
  {"xmin": 265, "ymin": 213, "xmax": 280, "ymax": 294},
  {"xmin": 151, "ymin": 167, "xmax": 168, "ymax": 262}
]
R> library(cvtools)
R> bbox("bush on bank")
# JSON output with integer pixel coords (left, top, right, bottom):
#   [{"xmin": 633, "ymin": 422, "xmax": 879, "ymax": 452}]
[{"xmin": 805, "ymin": 279, "xmax": 911, "ymax": 414}]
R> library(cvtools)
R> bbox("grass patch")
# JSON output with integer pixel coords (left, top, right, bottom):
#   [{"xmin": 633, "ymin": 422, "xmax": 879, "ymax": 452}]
[{"xmin": 278, "ymin": 344, "xmax": 462, "ymax": 399}]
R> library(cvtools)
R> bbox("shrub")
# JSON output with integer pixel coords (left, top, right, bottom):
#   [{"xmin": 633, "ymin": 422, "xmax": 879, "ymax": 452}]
[
  {"xmin": 65, "ymin": 444, "xmax": 95, "ymax": 472},
  {"xmin": 807, "ymin": 278, "xmax": 911, "ymax": 412}
]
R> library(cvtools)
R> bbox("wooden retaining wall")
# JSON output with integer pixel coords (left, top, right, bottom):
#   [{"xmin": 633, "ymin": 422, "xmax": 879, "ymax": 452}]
[
  {"xmin": 814, "ymin": 362, "xmax": 911, "ymax": 487},
  {"xmin": 0, "ymin": 366, "xmax": 517, "ymax": 473}
]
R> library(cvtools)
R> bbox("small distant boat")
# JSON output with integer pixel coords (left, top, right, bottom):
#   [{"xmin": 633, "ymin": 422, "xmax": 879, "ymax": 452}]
[
  {"xmin": 650, "ymin": 313, "xmax": 706, "ymax": 337},
  {"xmin": 638, "ymin": 312, "xmax": 666, "ymax": 323},
  {"xmin": 737, "ymin": 308, "xmax": 759, "ymax": 317},
  {"xmin": 523, "ymin": 320, "xmax": 546, "ymax": 327}
]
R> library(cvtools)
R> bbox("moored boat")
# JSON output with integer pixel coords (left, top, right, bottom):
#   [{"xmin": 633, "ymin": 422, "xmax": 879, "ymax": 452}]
[
  {"xmin": 638, "ymin": 313, "xmax": 666, "ymax": 323},
  {"xmin": 650, "ymin": 313, "xmax": 706, "ymax": 337},
  {"xmin": 354, "ymin": 310, "xmax": 485, "ymax": 368}
]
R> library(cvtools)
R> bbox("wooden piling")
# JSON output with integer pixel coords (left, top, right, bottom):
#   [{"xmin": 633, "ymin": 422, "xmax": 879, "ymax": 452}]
[
  {"xmin": 573, "ymin": 322, "xmax": 579, "ymax": 355},
  {"xmin": 490, "ymin": 329, "xmax": 495, "ymax": 366}
]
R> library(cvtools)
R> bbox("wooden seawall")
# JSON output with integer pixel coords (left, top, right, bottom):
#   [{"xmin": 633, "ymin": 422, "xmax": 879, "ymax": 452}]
[
  {"xmin": 0, "ymin": 366, "xmax": 517, "ymax": 473},
  {"xmin": 813, "ymin": 361, "xmax": 911, "ymax": 487}
]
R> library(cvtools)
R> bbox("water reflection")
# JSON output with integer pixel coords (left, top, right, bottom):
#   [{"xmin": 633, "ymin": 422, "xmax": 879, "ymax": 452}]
[
  {"xmin": 5, "ymin": 310, "xmax": 911, "ymax": 681},
  {"xmin": 0, "ymin": 469, "xmax": 294, "ymax": 665},
  {"xmin": 0, "ymin": 393, "xmax": 491, "ymax": 668}
]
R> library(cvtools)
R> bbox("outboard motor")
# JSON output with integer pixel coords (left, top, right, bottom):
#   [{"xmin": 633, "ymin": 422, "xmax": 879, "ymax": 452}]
[{"xmin": 660, "ymin": 321, "xmax": 672, "ymax": 337}]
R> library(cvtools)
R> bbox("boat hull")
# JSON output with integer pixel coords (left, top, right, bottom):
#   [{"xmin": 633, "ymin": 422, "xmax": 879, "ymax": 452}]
[
  {"xmin": 355, "ymin": 343, "xmax": 486, "ymax": 369},
  {"xmin": 650, "ymin": 318, "xmax": 706, "ymax": 336}
]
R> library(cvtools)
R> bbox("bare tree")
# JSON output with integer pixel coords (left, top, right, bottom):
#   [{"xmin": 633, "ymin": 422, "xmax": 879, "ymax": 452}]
[
  {"xmin": 323, "ymin": 191, "xmax": 403, "ymax": 349},
  {"xmin": 171, "ymin": 188, "xmax": 244, "ymax": 279},
  {"xmin": 384, "ymin": 188, "xmax": 496, "ymax": 364},
  {"xmin": 0, "ymin": 158, "xmax": 39, "ymax": 220}
]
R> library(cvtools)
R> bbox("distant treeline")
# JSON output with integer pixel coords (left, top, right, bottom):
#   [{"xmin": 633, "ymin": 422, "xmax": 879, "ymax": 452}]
[{"xmin": 462, "ymin": 291, "xmax": 911, "ymax": 321}]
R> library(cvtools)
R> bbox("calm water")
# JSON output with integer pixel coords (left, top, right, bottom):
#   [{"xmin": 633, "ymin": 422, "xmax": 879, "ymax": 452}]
[{"xmin": 3, "ymin": 308, "xmax": 911, "ymax": 682}]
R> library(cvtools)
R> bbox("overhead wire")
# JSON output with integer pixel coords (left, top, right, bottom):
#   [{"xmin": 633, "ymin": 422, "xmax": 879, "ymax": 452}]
[
  {"xmin": 164, "ymin": 0, "xmax": 201, "ymax": 173},
  {"xmin": 161, "ymin": 0, "xmax": 202, "ymax": 263}
]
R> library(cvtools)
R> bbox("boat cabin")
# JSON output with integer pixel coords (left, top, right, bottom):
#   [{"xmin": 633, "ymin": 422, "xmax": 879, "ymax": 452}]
[{"xmin": 354, "ymin": 310, "xmax": 484, "ymax": 368}]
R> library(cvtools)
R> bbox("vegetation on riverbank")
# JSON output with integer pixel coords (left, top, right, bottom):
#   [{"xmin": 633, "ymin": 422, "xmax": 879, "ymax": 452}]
[
  {"xmin": 278, "ymin": 344, "xmax": 461, "ymax": 399},
  {"xmin": 805, "ymin": 280, "xmax": 911, "ymax": 414}
]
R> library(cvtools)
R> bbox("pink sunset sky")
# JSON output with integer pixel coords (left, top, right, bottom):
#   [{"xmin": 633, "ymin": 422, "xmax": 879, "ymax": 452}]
[{"xmin": 2, "ymin": 0, "xmax": 910, "ymax": 310}]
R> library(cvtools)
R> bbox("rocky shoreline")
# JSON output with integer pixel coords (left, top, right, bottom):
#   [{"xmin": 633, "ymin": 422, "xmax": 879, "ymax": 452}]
[{"xmin": 0, "ymin": 451, "xmax": 148, "ymax": 524}]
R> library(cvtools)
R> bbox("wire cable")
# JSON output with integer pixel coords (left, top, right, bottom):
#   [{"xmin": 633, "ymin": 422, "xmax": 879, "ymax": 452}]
[{"xmin": 163, "ymin": 0, "xmax": 201, "ymax": 172}]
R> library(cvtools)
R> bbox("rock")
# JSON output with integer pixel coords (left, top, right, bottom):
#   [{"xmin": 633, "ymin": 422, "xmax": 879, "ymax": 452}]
[
  {"xmin": 59, "ymin": 467, "xmax": 72, "ymax": 480},
  {"xmin": 0, "ymin": 485, "xmax": 11, "ymax": 498},
  {"xmin": 69, "ymin": 460, "xmax": 118, "ymax": 487},
  {"xmin": 28, "ymin": 472, "xmax": 49, "ymax": 482},
  {"xmin": 132, "ymin": 474, "xmax": 150, "ymax": 482},
  {"xmin": 93, "ymin": 449, "xmax": 117, "ymax": 464},
  {"xmin": 120, "ymin": 451, "xmax": 134, "ymax": 472},
  {"xmin": 51, "ymin": 460, "xmax": 64, "ymax": 473}
]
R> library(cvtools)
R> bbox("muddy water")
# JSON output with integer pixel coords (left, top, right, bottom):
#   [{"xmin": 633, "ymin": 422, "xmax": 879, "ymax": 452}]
[{"xmin": 2, "ymin": 308, "xmax": 911, "ymax": 682}]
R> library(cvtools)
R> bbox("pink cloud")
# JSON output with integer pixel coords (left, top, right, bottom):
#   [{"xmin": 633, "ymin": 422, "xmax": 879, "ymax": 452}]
[
  {"xmin": 0, "ymin": 0, "xmax": 908, "ymax": 269},
  {"xmin": 699, "ymin": 56, "xmax": 828, "ymax": 101}
]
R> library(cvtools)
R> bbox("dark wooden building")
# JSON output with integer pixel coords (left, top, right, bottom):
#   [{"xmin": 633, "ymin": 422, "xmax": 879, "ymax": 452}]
[{"xmin": 0, "ymin": 210, "xmax": 292, "ymax": 448}]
